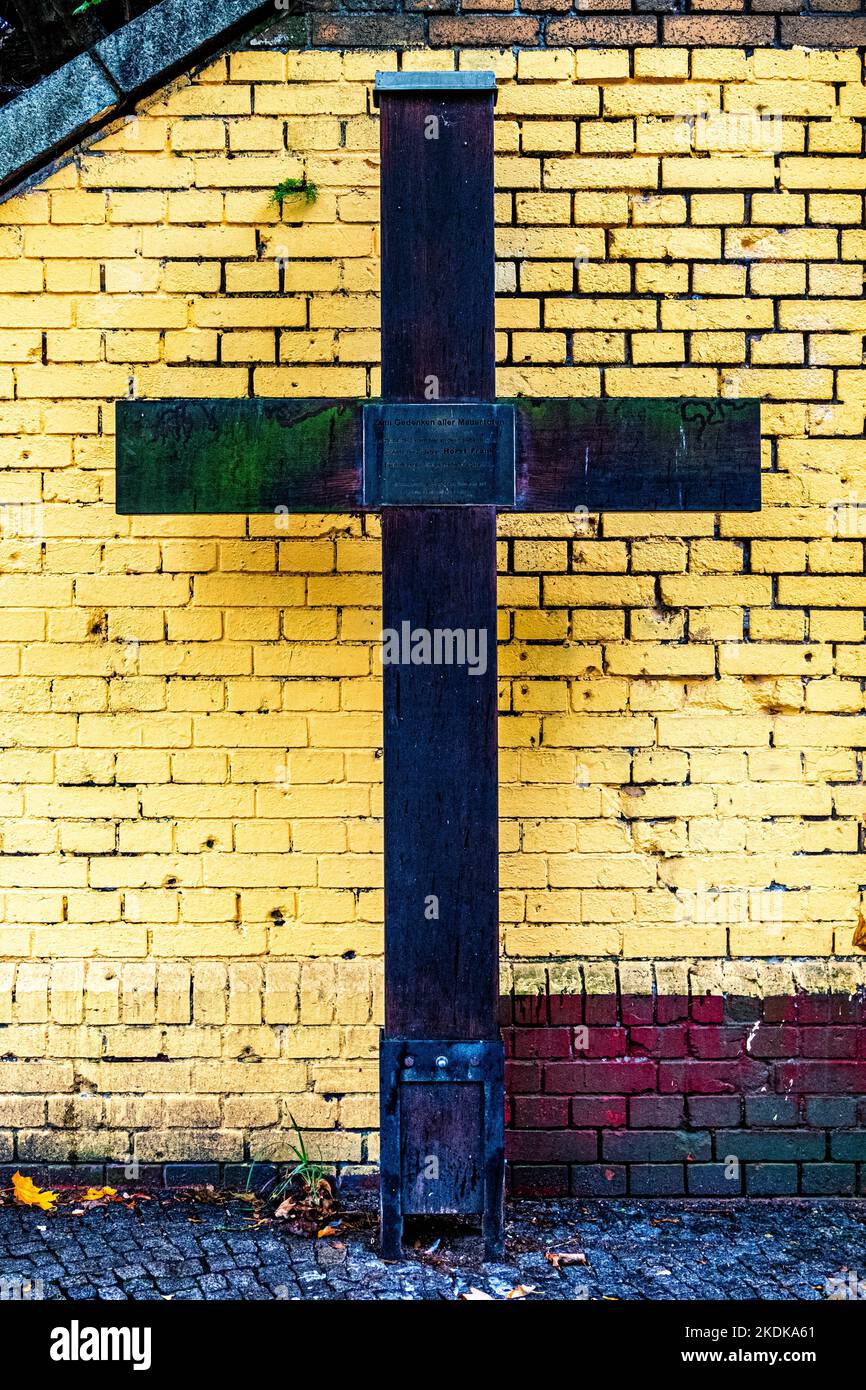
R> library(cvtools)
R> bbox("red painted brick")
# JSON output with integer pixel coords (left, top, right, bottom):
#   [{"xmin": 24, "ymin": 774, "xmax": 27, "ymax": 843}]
[
  {"xmin": 505, "ymin": 1060, "xmax": 542, "ymax": 1094},
  {"xmin": 512, "ymin": 1095, "xmax": 569, "ymax": 1129},
  {"xmin": 776, "ymin": 1061, "xmax": 866, "ymax": 1094},
  {"xmin": 630, "ymin": 1095, "xmax": 685, "ymax": 1128},
  {"xmin": 656, "ymin": 995, "xmax": 689, "ymax": 1025},
  {"xmin": 585, "ymin": 994, "xmax": 618, "ymax": 1026},
  {"xmin": 691, "ymin": 995, "xmax": 724, "ymax": 1024},
  {"xmin": 514, "ymin": 993, "xmax": 547, "ymax": 1027},
  {"xmin": 800, "ymin": 1027, "xmax": 856, "ymax": 1059},
  {"xmin": 549, "ymin": 993, "xmax": 584, "ymax": 1025},
  {"xmin": 631, "ymin": 1025, "xmax": 689, "ymax": 1059},
  {"xmin": 507, "ymin": 1130, "xmax": 598, "ymax": 1163},
  {"xmin": 761, "ymin": 995, "xmax": 799, "ymax": 1024},
  {"xmin": 548, "ymin": 1059, "xmax": 658, "ymax": 1093},
  {"xmin": 621, "ymin": 994, "xmax": 653, "ymax": 1026},
  {"xmin": 660, "ymin": 1059, "xmax": 769, "ymax": 1095},
  {"xmin": 514, "ymin": 1026, "xmax": 572, "ymax": 1060},
  {"xmin": 688, "ymin": 1026, "xmax": 747, "ymax": 1060},
  {"xmin": 577, "ymin": 1026, "xmax": 628, "ymax": 1058},
  {"xmin": 509, "ymin": 1165, "xmax": 568, "ymax": 1198},
  {"xmin": 571, "ymin": 1096, "xmax": 628, "ymax": 1128}
]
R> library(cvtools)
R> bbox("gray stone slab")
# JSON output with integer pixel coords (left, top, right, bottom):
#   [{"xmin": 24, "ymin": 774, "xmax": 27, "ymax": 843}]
[
  {"xmin": 0, "ymin": 0, "xmax": 272, "ymax": 194},
  {"xmin": 95, "ymin": 0, "xmax": 271, "ymax": 96},
  {"xmin": 0, "ymin": 52, "xmax": 119, "ymax": 186}
]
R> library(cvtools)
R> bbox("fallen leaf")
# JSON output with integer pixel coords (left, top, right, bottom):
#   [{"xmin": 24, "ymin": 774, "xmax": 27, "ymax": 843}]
[
  {"xmin": 506, "ymin": 1284, "xmax": 538, "ymax": 1300},
  {"xmin": 317, "ymin": 1224, "xmax": 339, "ymax": 1239},
  {"xmin": 274, "ymin": 1199, "xmax": 295, "ymax": 1219},
  {"xmin": 81, "ymin": 1186, "xmax": 117, "ymax": 1202},
  {"xmin": 12, "ymin": 1172, "xmax": 57, "ymax": 1211},
  {"xmin": 546, "ymin": 1250, "xmax": 587, "ymax": 1270},
  {"xmin": 461, "ymin": 1287, "xmax": 494, "ymax": 1300},
  {"xmin": 853, "ymin": 911, "xmax": 866, "ymax": 951}
]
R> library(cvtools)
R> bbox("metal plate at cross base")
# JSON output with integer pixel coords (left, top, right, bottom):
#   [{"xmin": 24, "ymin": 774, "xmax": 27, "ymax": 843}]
[{"xmin": 379, "ymin": 1036, "xmax": 505, "ymax": 1261}]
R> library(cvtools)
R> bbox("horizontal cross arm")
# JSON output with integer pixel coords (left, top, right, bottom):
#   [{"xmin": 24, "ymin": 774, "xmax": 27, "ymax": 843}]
[
  {"xmin": 115, "ymin": 399, "xmax": 362, "ymax": 515},
  {"xmin": 513, "ymin": 397, "xmax": 761, "ymax": 514},
  {"xmin": 115, "ymin": 396, "xmax": 760, "ymax": 516}
]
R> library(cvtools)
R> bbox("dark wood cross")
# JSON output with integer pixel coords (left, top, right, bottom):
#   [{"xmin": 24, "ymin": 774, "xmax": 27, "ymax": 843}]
[{"xmin": 115, "ymin": 71, "xmax": 760, "ymax": 1260}]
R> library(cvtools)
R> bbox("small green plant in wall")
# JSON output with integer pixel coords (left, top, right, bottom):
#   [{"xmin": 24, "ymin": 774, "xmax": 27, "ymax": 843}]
[{"xmin": 271, "ymin": 177, "xmax": 318, "ymax": 209}]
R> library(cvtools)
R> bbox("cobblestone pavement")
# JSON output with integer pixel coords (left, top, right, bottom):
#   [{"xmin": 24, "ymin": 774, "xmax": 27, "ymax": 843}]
[{"xmin": 0, "ymin": 1193, "xmax": 863, "ymax": 1301}]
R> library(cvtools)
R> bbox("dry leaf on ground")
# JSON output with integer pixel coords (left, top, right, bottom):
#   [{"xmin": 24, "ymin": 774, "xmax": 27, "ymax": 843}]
[{"xmin": 12, "ymin": 1172, "xmax": 57, "ymax": 1211}]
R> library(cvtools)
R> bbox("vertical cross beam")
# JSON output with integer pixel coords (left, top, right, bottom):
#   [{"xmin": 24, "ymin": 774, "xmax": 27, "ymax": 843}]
[{"xmin": 376, "ymin": 73, "xmax": 504, "ymax": 1259}]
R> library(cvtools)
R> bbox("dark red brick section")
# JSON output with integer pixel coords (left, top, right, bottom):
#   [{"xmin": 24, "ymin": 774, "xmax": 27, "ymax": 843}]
[
  {"xmin": 502, "ymin": 990, "xmax": 866, "ymax": 1198},
  {"xmin": 273, "ymin": 1, "xmax": 866, "ymax": 48}
]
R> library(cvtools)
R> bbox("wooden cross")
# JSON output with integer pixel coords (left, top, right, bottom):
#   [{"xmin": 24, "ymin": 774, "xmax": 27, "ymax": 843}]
[{"xmin": 115, "ymin": 71, "xmax": 761, "ymax": 1260}]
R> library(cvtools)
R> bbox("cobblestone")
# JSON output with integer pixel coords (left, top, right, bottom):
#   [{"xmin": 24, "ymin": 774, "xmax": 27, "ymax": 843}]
[{"xmin": 0, "ymin": 1194, "xmax": 864, "ymax": 1301}]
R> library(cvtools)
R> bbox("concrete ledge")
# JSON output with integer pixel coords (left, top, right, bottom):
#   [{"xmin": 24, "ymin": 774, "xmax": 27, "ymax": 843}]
[
  {"xmin": 95, "ymin": 0, "xmax": 271, "ymax": 96},
  {"xmin": 0, "ymin": 0, "xmax": 272, "ymax": 196},
  {"xmin": 0, "ymin": 51, "xmax": 118, "ymax": 187}
]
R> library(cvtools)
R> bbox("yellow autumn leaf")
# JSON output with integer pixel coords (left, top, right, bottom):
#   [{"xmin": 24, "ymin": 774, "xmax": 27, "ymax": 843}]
[
  {"xmin": 853, "ymin": 911, "xmax": 866, "ymax": 952},
  {"xmin": 81, "ymin": 1187, "xmax": 117, "ymax": 1202},
  {"xmin": 12, "ymin": 1171, "xmax": 57, "ymax": 1211}
]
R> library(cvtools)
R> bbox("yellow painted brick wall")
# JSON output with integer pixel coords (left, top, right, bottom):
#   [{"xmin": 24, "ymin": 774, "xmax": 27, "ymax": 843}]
[{"xmin": 0, "ymin": 44, "xmax": 865, "ymax": 1168}]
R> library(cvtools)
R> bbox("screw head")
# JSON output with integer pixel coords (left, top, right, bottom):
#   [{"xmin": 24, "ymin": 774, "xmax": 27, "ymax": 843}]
[
  {"xmin": 435, "ymin": 1055, "xmax": 448, "ymax": 1068},
  {"xmin": 404, "ymin": 1054, "xmax": 415, "ymax": 1068}
]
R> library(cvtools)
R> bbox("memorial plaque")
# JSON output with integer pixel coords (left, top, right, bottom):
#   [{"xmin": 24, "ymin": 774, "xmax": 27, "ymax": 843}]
[{"xmin": 363, "ymin": 402, "xmax": 515, "ymax": 507}]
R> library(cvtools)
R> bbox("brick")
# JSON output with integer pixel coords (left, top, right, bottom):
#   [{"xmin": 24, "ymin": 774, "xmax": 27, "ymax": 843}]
[
  {"xmin": 687, "ymin": 1163, "xmax": 740, "ymax": 1196},
  {"xmin": 663, "ymin": 16, "xmax": 774, "ymax": 45},
  {"xmin": 720, "ymin": 1130, "xmax": 825, "ymax": 1161},
  {"xmin": 630, "ymin": 1095, "xmax": 685, "ymax": 1128},
  {"xmin": 570, "ymin": 1164, "xmax": 627, "ymax": 1196},
  {"xmin": 429, "ymin": 16, "xmax": 539, "ymax": 44},
  {"xmin": 830, "ymin": 1133, "xmax": 866, "ymax": 1161},
  {"xmin": 548, "ymin": 17, "xmax": 657, "ymax": 46},
  {"xmin": 571, "ymin": 1096, "xmax": 628, "ymax": 1127},
  {"xmin": 509, "ymin": 1165, "xmax": 569, "ymax": 1197},
  {"xmin": 745, "ymin": 1096, "xmax": 800, "ymax": 1126},
  {"xmin": 507, "ymin": 1130, "xmax": 598, "ymax": 1162},
  {"xmin": 802, "ymin": 1163, "xmax": 856, "ymax": 1196},
  {"xmin": 806, "ymin": 1097, "xmax": 857, "ymax": 1127},
  {"xmin": 630, "ymin": 1163, "xmax": 685, "ymax": 1195},
  {"xmin": 746, "ymin": 1163, "xmax": 799, "ymax": 1196},
  {"xmin": 513, "ymin": 1095, "xmax": 570, "ymax": 1128}
]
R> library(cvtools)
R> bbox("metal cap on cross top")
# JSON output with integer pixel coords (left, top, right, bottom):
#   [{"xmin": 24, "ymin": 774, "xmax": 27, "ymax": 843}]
[
  {"xmin": 113, "ymin": 72, "xmax": 762, "ymax": 1260},
  {"xmin": 372, "ymin": 70, "xmax": 498, "ymax": 102}
]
